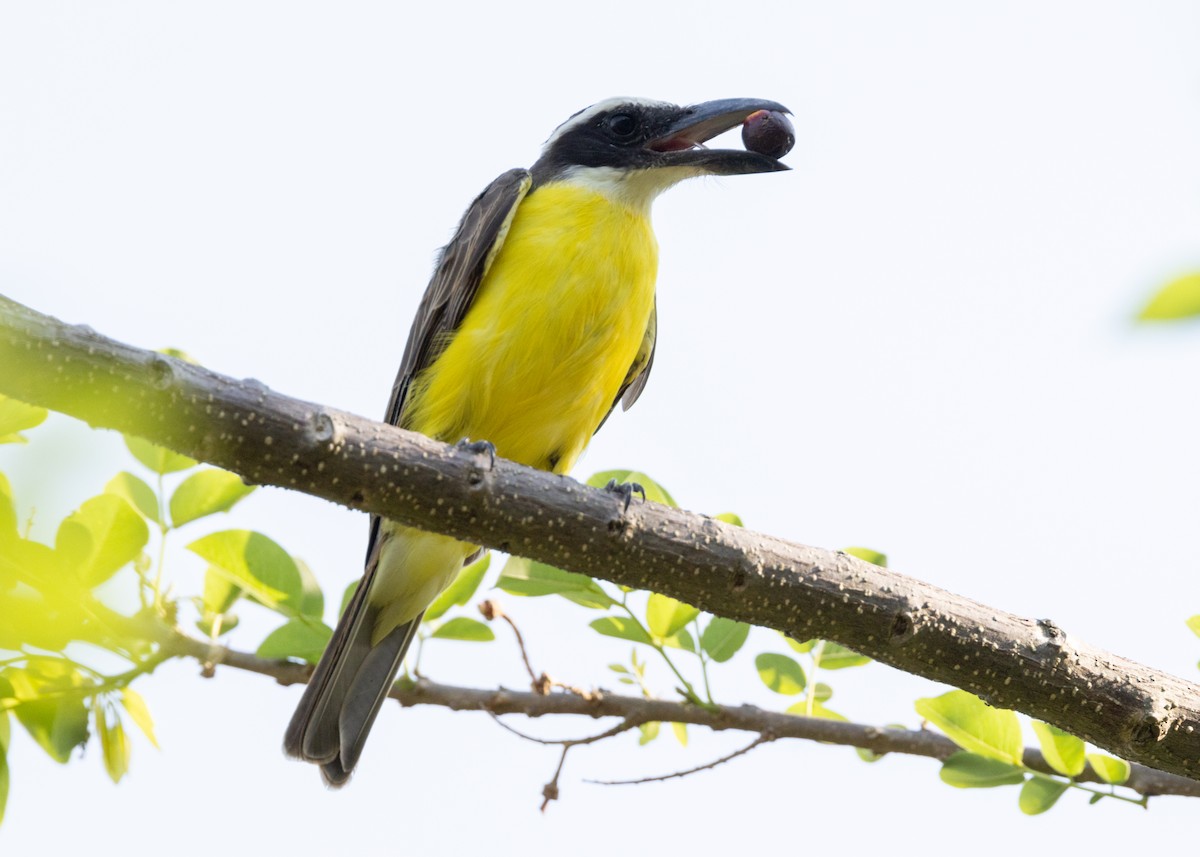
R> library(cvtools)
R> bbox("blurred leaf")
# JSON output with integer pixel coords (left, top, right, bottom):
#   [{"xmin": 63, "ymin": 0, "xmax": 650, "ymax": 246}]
[
  {"xmin": 426, "ymin": 555, "xmax": 490, "ymax": 621},
  {"xmin": 169, "ymin": 469, "xmax": 254, "ymax": 527},
  {"xmin": 340, "ymin": 580, "xmax": 359, "ymax": 617},
  {"xmin": 256, "ymin": 619, "xmax": 333, "ymax": 663},
  {"xmin": 120, "ymin": 688, "xmax": 159, "ymax": 749},
  {"xmin": 0, "ymin": 473, "xmax": 16, "ymax": 545},
  {"xmin": 295, "ymin": 558, "xmax": 324, "ymax": 621},
  {"xmin": 123, "ymin": 435, "xmax": 197, "ymax": 475},
  {"xmin": 430, "ymin": 617, "xmax": 494, "ymax": 642},
  {"xmin": 496, "ymin": 556, "xmax": 614, "ymax": 609},
  {"xmin": 638, "ymin": 721, "xmax": 660, "ymax": 745},
  {"xmin": 844, "ymin": 546, "xmax": 887, "ymax": 567},
  {"xmin": 755, "ymin": 653, "xmax": 806, "ymax": 695},
  {"xmin": 784, "ymin": 635, "xmax": 816, "ymax": 654},
  {"xmin": 700, "ymin": 617, "xmax": 750, "ymax": 662},
  {"xmin": 1138, "ymin": 272, "xmax": 1200, "ymax": 321},
  {"xmin": 201, "ymin": 565, "xmax": 241, "ymax": 616},
  {"xmin": 0, "ymin": 395, "xmax": 48, "ymax": 444},
  {"xmin": 0, "ymin": 739, "xmax": 8, "ymax": 826},
  {"xmin": 645, "ymin": 593, "xmax": 699, "ymax": 638},
  {"xmin": 713, "ymin": 512, "xmax": 743, "ymax": 527},
  {"xmin": 104, "ymin": 472, "xmax": 159, "ymax": 523},
  {"xmin": 55, "ymin": 494, "xmax": 149, "ymax": 586},
  {"xmin": 661, "ymin": 627, "xmax": 695, "ymax": 652},
  {"xmin": 1187, "ymin": 615, "xmax": 1200, "ymax": 639},
  {"xmin": 187, "ymin": 530, "xmax": 302, "ymax": 615},
  {"xmin": 0, "ymin": 709, "xmax": 9, "ymax": 751},
  {"xmin": 856, "ymin": 747, "xmax": 884, "ymax": 763},
  {"xmin": 6, "ymin": 662, "xmax": 90, "ymax": 763},
  {"xmin": 589, "ymin": 617, "xmax": 652, "ymax": 645},
  {"xmin": 915, "ymin": 690, "xmax": 1022, "ymax": 764},
  {"xmin": 939, "ymin": 751, "xmax": 1026, "ymax": 788},
  {"xmin": 786, "ymin": 699, "xmax": 847, "ymax": 721},
  {"xmin": 814, "ymin": 642, "xmax": 871, "ymax": 670},
  {"xmin": 1086, "ymin": 753, "xmax": 1130, "ymax": 785},
  {"xmin": 672, "ymin": 722, "xmax": 688, "ymax": 746},
  {"xmin": 1019, "ymin": 776, "xmax": 1069, "ymax": 815},
  {"xmin": 94, "ymin": 703, "xmax": 130, "ymax": 784},
  {"xmin": 586, "ymin": 470, "xmax": 676, "ymax": 507},
  {"xmin": 1031, "ymin": 721, "xmax": 1085, "ymax": 777}
]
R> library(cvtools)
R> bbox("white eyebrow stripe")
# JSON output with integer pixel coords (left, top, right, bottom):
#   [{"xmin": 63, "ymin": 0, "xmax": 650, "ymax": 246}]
[{"xmin": 542, "ymin": 97, "xmax": 675, "ymax": 149}]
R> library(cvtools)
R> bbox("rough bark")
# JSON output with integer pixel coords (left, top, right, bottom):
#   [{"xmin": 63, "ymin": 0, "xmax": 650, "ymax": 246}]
[{"xmin": 2, "ymin": 293, "xmax": 1199, "ymax": 782}]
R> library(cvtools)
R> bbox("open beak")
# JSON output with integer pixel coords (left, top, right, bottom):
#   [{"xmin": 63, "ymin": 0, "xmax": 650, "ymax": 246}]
[{"xmin": 646, "ymin": 98, "xmax": 792, "ymax": 175}]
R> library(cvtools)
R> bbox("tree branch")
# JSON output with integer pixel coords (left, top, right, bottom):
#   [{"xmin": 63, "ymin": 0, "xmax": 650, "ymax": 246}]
[
  {"xmin": 157, "ymin": 627, "xmax": 1200, "ymax": 799},
  {"xmin": 3, "ymin": 293, "xmax": 1199, "ymax": 782}
]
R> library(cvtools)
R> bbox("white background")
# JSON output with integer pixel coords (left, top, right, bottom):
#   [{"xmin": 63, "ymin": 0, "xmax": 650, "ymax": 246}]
[{"xmin": 2, "ymin": 2, "xmax": 1199, "ymax": 853}]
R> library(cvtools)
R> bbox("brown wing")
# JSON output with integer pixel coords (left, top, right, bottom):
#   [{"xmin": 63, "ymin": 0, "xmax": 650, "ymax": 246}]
[
  {"xmin": 368, "ymin": 168, "xmax": 531, "ymax": 558},
  {"xmin": 595, "ymin": 299, "xmax": 657, "ymax": 433},
  {"xmin": 383, "ymin": 168, "xmax": 532, "ymax": 428}
]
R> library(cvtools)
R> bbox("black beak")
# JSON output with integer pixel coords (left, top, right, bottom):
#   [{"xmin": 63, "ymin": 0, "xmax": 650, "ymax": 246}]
[{"xmin": 646, "ymin": 98, "xmax": 792, "ymax": 175}]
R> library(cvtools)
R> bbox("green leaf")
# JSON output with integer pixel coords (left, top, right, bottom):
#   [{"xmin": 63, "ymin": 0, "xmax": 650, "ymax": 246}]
[
  {"xmin": 429, "ymin": 617, "xmax": 494, "ymax": 642},
  {"xmin": 0, "ymin": 709, "xmax": 9, "ymax": 751},
  {"xmin": 426, "ymin": 555, "xmax": 490, "ymax": 621},
  {"xmin": 661, "ymin": 627, "xmax": 695, "ymax": 652},
  {"xmin": 589, "ymin": 617, "xmax": 653, "ymax": 645},
  {"xmin": 187, "ymin": 530, "xmax": 302, "ymax": 614},
  {"xmin": 1031, "ymin": 721, "xmax": 1085, "ymax": 777},
  {"xmin": 1019, "ymin": 776, "xmax": 1069, "ymax": 815},
  {"xmin": 295, "ymin": 558, "xmax": 324, "ymax": 621},
  {"xmin": 638, "ymin": 721, "xmax": 660, "ymax": 745},
  {"xmin": 201, "ymin": 565, "xmax": 241, "ymax": 616},
  {"xmin": 169, "ymin": 469, "xmax": 255, "ymax": 527},
  {"xmin": 124, "ymin": 435, "xmax": 197, "ymax": 475},
  {"xmin": 496, "ymin": 556, "xmax": 614, "ymax": 609},
  {"xmin": 915, "ymin": 690, "xmax": 1023, "ymax": 764},
  {"xmin": 104, "ymin": 472, "xmax": 160, "ymax": 523},
  {"xmin": 786, "ymin": 699, "xmax": 846, "ymax": 721},
  {"xmin": 1138, "ymin": 272, "xmax": 1200, "ymax": 321},
  {"xmin": 119, "ymin": 688, "xmax": 159, "ymax": 749},
  {"xmin": 55, "ymin": 494, "xmax": 150, "ymax": 586},
  {"xmin": 0, "ymin": 739, "xmax": 8, "ymax": 826},
  {"xmin": 856, "ymin": 747, "xmax": 884, "ymax": 763},
  {"xmin": 1086, "ymin": 753, "xmax": 1130, "ymax": 785},
  {"xmin": 939, "ymin": 751, "xmax": 1026, "ymax": 788},
  {"xmin": 814, "ymin": 641, "xmax": 872, "ymax": 670},
  {"xmin": 95, "ymin": 704, "xmax": 130, "ymax": 784},
  {"xmin": 784, "ymin": 635, "xmax": 816, "ymax": 654},
  {"xmin": 340, "ymin": 580, "xmax": 359, "ymax": 617},
  {"xmin": 700, "ymin": 617, "xmax": 750, "ymax": 662},
  {"xmin": 1187, "ymin": 615, "xmax": 1200, "ymax": 639},
  {"xmin": 6, "ymin": 663, "xmax": 90, "ymax": 763},
  {"xmin": 755, "ymin": 653, "xmax": 806, "ymax": 695},
  {"xmin": 0, "ymin": 473, "xmax": 17, "ymax": 545},
  {"xmin": 714, "ymin": 512, "xmax": 743, "ymax": 527},
  {"xmin": 256, "ymin": 619, "xmax": 333, "ymax": 663},
  {"xmin": 844, "ymin": 546, "xmax": 887, "ymax": 567},
  {"xmin": 586, "ymin": 470, "xmax": 676, "ymax": 507},
  {"xmin": 645, "ymin": 593, "xmax": 700, "ymax": 638},
  {"xmin": 0, "ymin": 395, "xmax": 48, "ymax": 444},
  {"xmin": 672, "ymin": 722, "xmax": 688, "ymax": 746}
]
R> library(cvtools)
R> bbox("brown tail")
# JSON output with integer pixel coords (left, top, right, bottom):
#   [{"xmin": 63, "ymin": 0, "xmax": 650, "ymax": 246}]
[{"xmin": 283, "ymin": 554, "xmax": 422, "ymax": 787}]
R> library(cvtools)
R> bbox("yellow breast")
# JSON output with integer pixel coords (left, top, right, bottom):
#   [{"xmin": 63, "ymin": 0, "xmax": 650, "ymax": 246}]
[{"xmin": 403, "ymin": 180, "xmax": 658, "ymax": 473}]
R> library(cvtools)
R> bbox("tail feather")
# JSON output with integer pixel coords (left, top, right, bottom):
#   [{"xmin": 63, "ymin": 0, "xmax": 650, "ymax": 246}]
[{"xmin": 284, "ymin": 548, "xmax": 422, "ymax": 786}]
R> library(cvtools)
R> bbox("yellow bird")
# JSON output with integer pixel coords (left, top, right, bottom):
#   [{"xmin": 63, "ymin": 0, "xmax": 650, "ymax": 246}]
[{"xmin": 285, "ymin": 97, "xmax": 790, "ymax": 784}]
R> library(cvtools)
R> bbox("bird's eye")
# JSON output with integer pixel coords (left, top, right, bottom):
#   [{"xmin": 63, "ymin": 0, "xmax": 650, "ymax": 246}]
[{"xmin": 605, "ymin": 113, "xmax": 638, "ymax": 139}]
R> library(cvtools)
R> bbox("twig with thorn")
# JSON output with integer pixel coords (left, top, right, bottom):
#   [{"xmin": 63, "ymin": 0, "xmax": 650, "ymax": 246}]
[{"xmin": 586, "ymin": 734, "xmax": 775, "ymax": 786}]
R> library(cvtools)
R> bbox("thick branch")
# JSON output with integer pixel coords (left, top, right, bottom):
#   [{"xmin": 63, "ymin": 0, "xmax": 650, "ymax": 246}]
[
  {"xmin": 2, "ymin": 293, "xmax": 1200, "ymax": 781},
  {"xmin": 162, "ymin": 631, "xmax": 1200, "ymax": 799}
]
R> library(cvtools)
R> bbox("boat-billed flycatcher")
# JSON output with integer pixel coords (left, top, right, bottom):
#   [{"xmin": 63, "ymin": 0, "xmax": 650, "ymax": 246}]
[{"xmin": 285, "ymin": 97, "xmax": 791, "ymax": 785}]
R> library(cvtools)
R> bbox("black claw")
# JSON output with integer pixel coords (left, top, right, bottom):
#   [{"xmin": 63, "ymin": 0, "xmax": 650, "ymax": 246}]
[
  {"xmin": 603, "ymin": 478, "xmax": 645, "ymax": 513},
  {"xmin": 455, "ymin": 438, "xmax": 496, "ymax": 470}
]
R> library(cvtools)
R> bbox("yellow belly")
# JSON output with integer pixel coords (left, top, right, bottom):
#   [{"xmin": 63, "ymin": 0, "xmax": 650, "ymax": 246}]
[
  {"xmin": 404, "ymin": 181, "xmax": 659, "ymax": 473},
  {"xmin": 371, "ymin": 181, "xmax": 659, "ymax": 641}
]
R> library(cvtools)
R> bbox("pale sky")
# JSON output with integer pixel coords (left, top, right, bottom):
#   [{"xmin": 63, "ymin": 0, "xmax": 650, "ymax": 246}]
[{"xmin": 2, "ymin": 2, "xmax": 1199, "ymax": 853}]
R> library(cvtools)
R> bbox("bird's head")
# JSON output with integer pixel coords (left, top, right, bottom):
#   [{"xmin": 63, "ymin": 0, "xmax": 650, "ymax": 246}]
[{"xmin": 531, "ymin": 97, "xmax": 791, "ymax": 209}]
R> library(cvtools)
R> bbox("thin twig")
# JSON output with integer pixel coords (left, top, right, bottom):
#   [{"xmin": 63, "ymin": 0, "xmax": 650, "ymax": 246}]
[{"xmin": 587, "ymin": 734, "xmax": 775, "ymax": 786}]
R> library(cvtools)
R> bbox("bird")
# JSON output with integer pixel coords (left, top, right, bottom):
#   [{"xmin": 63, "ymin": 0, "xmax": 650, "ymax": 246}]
[{"xmin": 284, "ymin": 97, "xmax": 791, "ymax": 785}]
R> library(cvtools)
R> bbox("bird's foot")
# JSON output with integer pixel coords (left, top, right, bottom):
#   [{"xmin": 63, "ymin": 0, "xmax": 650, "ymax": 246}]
[
  {"xmin": 455, "ymin": 438, "xmax": 496, "ymax": 470},
  {"xmin": 603, "ymin": 478, "xmax": 645, "ymax": 513}
]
